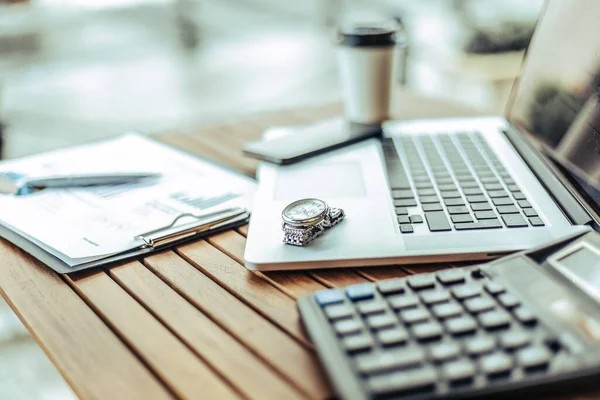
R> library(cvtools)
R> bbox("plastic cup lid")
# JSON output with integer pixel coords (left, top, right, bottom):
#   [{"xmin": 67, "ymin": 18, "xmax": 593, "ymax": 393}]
[{"xmin": 337, "ymin": 20, "xmax": 398, "ymax": 47}]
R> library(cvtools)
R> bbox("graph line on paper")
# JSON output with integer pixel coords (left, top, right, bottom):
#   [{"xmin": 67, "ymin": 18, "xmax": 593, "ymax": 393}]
[{"xmin": 170, "ymin": 192, "xmax": 239, "ymax": 211}]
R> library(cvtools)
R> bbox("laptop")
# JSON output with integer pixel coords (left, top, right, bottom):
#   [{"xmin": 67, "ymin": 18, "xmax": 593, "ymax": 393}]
[{"xmin": 244, "ymin": 0, "xmax": 597, "ymax": 271}]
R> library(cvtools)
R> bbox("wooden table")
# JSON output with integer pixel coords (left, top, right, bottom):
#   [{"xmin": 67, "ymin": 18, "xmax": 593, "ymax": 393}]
[{"xmin": 0, "ymin": 91, "xmax": 594, "ymax": 400}]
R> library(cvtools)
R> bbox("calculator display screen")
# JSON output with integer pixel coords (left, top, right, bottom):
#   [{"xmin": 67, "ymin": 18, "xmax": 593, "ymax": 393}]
[
  {"xmin": 556, "ymin": 245, "xmax": 600, "ymax": 297},
  {"xmin": 550, "ymin": 244, "xmax": 600, "ymax": 341}
]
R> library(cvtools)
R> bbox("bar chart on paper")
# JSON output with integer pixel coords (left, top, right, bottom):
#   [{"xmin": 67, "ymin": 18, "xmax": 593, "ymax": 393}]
[{"xmin": 170, "ymin": 192, "xmax": 240, "ymax": 211}]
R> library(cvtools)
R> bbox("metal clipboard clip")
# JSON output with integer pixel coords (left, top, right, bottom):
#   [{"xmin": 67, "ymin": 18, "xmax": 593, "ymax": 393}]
[{"xmin": 135, "ymin": 207, "xmax": 248, "ymax": 249}]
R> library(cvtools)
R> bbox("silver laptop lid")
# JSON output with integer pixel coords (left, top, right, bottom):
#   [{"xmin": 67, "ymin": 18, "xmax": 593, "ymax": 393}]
[{"xmin": 506, "ymin": 0, "xmax": 600, "ymax": 210}]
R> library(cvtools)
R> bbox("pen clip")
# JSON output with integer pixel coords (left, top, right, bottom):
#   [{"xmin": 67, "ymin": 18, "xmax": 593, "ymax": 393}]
[{"xmin": 135, "ymin": 207, "xmax": 247, "ymax": 249}]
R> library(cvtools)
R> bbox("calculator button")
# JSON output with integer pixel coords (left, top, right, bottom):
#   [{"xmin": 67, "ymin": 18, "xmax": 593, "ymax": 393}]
[
  {"xmin": 498, "ymin": 293, "xmax": 520, "ymax": 309},
  {"xmin": 325, "ymin": 304, "xmax": 354, "ymax": 320},
  {"xmin": 377, "ymin": 279, "xmax": 405, "ymax": 295},
  {"xmin": 377, "ymin": 327, "xmax": 409, "ymax": 347},
  {"xmin": 436, "ymin": 269, "xmax": 466, "ymax": 285},
  {"xmin": 334, "ymin": 319, "xmax": 363, "ymax": 336},
  {"xmin": 464, "ymin": 297, "xmax": 496, "ymax": 314},
  {"xmin": 479, "ymin": 310, "xmax": 511, "ymax": 331},
  {"xmin": 465, "ymin": 335, "xmax": 496, "ymax": 356},
  {"xmin": 343, "ymin": 334, "xmax": 373, "ymax": 353},
  {"xmin": 420, "ymin": 290, "xmax": 451, "ymax": 305},
  {"xmin": 446, "ymin": 316, "xmax": 477, "ymax": 336},
  {"xmin": 389, "ymin": 294, "xmax": 419, "ymax": 310},
  {"xmin": 315, "ymin": 289, "xmax": 345, "ymax": 306},
  {"xmin": 357, "ymin": 301, "xmax": 387, "ymax": 316},
  {"xmin": 484, "ymin": 281, "xmax": 506, "ymax": 296},
  {"xmin": 366, "ymin": 366, "xmax": 437, "ymax": 397},
  {"xmin": 432, "ymin": 302, "xmax": 463, "ymax": 319},
  {"xmin": 517, "ymin": 346, "xmax": 552, "ymax": 370},
  {"xmin": 499, "ymin": 330, "xmax": 531, "ymax": 351},
  {"xmin": 452, "ymin": 284, "xmax": 481, "ymax": 300},
  {"xmin": 357, "ymin": 348, "xmax": 425, "ymax": 374},
  {"xmin": 514, "ymin": 307, "xmax": 537, "ymax": 326},
  {"xmin": 346, "ymin": 283, "xmax": 375, "ymax": 301},
  {"xmin": 407, "ymin": 274, "xmax": 436, "ymax": 290},
  {"xmin": 443, "ymin": 359, "xmax": 476, "ymax": 383},
  {"xmin": 430, "ymin": 342, "xmax": 461, "ymax": 362},
  {"xmin": 480, "ymin": 352, "xmax": 513, "ymax": 376},
  {"xmin": 401, "ymin": 307, "xmax": 430, "ymax": 325},
  {"xmin": 368, "ymin": 314, "xmax": 397, "ymax": 330},
  {"xmin": 412, "ymin": 321, "xmax": 444, "ymax": 342}
]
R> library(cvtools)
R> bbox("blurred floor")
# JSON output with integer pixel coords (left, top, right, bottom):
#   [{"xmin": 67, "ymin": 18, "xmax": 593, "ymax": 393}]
[{"xmin": 0, "ymin": 0, "xmax": 541, "ymax": 398}]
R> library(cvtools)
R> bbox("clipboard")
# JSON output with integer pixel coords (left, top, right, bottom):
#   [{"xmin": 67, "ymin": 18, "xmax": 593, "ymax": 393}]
[
  {"xmin": 0, "ymin": 208, "xmax": 251, "ymax": 274},
  {"xmin": 135, "ymin": 207, "xmax": 248, "ymax": 249}
]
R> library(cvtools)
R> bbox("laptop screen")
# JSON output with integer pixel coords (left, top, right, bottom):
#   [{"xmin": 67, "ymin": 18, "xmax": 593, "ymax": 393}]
[{"xmin": 507, "ymin": 0, "xmax": 600, "ymax": 208}]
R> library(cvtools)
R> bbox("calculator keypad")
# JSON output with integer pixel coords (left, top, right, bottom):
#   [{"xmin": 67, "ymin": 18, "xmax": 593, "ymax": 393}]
[{"xmin": 307, "ymin": 268, "xmax": 574, "ymax": 399}]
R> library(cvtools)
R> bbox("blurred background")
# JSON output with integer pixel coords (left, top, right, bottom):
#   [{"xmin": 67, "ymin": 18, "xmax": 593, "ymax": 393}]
[{"xmin": 0, "ymin": 0, "xmax": 543, "ymax": 398}]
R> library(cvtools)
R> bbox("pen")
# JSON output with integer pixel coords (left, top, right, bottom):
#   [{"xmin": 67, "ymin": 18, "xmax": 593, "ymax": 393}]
[
  {"xmin": 0, "ymin": 172, "xmax": 162, "ymax": 195},
  {"xmin": 25, "ymin": 172, "xmax": 162, "ymax": 189}
]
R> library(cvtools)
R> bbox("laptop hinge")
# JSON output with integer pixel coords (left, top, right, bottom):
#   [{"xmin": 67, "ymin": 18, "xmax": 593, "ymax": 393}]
[{"xmin": 502, "ymin": 126, "xmax": 593, "ymax": 226}]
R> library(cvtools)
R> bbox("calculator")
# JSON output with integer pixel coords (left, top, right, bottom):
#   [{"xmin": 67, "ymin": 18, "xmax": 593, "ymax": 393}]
[{"xmin": 298, "ymin": 228, "xmax": 600, "ymax": 399}]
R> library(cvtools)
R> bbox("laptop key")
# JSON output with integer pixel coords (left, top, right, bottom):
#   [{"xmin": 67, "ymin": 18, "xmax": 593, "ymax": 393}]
[
  {"xmin": 417, "ymin": 188, "xmax": 436, "ymax": 196},
  {"xmin": 471, "ymin": 203, "xmax": 492, "ymax": 211},
  {"xmin": 410, "ymin": 215, "xmax": 424, "ymax": 224},
  {"xmin": 451, "ymin": 214, "xmax": 473, "ymax": 223},
  {"xmin": 420, "ymin": 195, "xmax": 440, "ymax": 204},
  {"xmin": 466, "ymin": 195, "xmax": 487, "ymax": 203},
  {"xmin": 425, "ymin": 211, "xmax": 452, "ymax": 232},
  {"xmin": 507, "ymin": 184, "xmax": 520, "ymax": 192},
  {"xmin": 474, "ymin": 211, "xmax": 497, "ymax": 219},
  {"xmin": 394, "ymin": 199, "xmax": 417, "ymax": 207},
  {"xmin": 497, "ymin": 205, "xmax": 519, "ymax": 214},
  {"xmin": 487, "ymin": 190, "xmax": 508, "ymax": 198},
  {"xmin": 415, "ymin": 182, "xmax": 434, "ymax": 189},
  {"xmin": 441, "ymin": 191, "xmax": 461, "ymax": 199},
  {"xmin": 395, "ymin": 207, "xmax": 408, "ymax": 215},
  {"xmin": 438, "ymin": 184, "xmax": 457, "ymax": 191},
  {"xmin": 517, "ymin": 200, "xmax": 532, "ymax": 208},
  {"xmin": 423, "ymin": 203, "xmax": 443, "ymax": 212},
  {"xmin": 444, "ymin": 198, "xmax": 465, "ymax": 206},
  {"xmin": 460, "ymin": 181, "xmax": 479, "ymax": 189},
  {"xmin": 513, "ymin": 192, "xmax": 526, "ymax": 200},
  {"xmin": 397, "ymin": 216, "xmax": 410, "ymax": 224},
  {"xmin": 386, "ymin": 161, "xmax": 411, "ymax": 189},
  {"xmin": 400, "ymin": 224, "xmax": 414, "ymax": 233},
  {"xmin": 501, "ymin": 214, "xmax": 528, "ymax": 228},
  {"xmin": 483, "ymin": 183, "xmax": 503, "ymax": 191},
  {"xmin": 529, "ymin": 217, "xmax": 544, "ymax": 226},
  {"xmin": 392, "ymin": 189, "xmax": 414, "ymax": 199},
  {"xmin": 448, "ymin": 206, "xmax": 470, "ymax": 214},
  {"xmin": 492, "ymin": 198, "xmax": 514, "ymax": 206},
  {"xmin": 454, "ymin": 219, "xmax": 502, "ymax": 230},
  {"xmin": 463, "ymin": 188, "xmax": 483, "ymax": 195}
]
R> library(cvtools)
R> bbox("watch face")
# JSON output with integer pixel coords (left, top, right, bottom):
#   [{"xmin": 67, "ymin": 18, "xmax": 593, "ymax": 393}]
[{"xmin": 283, "ymin": 199, "xmax": 327, "ymax": 224}]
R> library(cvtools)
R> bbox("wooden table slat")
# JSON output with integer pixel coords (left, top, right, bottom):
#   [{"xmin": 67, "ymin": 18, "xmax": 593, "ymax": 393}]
[
  {"xmin": 0, "ymin": 242, "xmax": 173, "ymax": 400},
  {"xmin": 356, "ymin": 266, "xmax": 410, "ymax": 281},
  {"xmin": 309, "ymin": 269, "xmax": 370, "ymax": 288},
  {"xmin": 109, "ymin": 261, "xmax": 306, "ymax": 400},
  {"xmin": 237, "ymin": 225, "xmax": 249, "ymax": 237},
  {"xmin": 144, "ymin": 251, "xmax": 332, "ymax": 399},
  {"xmin": 207, "ymin": 231, "xmax": 326, "ymax": 299},
  {"xmin": 66, "ymin": 270, "xmax": 238, "ymax": 400},
  {"xmin": 176, "ymin": 240, "xmax": 310, "ymax": 346}
]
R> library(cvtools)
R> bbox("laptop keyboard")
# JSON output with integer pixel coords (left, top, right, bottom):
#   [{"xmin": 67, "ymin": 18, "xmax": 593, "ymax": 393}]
[{"xmin": 382, "ymin": 132, "xmax": 544, "ymax": 234}]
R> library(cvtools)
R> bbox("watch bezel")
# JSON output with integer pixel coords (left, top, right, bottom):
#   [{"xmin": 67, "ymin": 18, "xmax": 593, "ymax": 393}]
[{"xmin": 282, "ymin": 198, "xmax": 329, "ymax": 226}]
